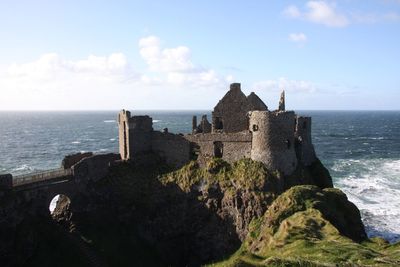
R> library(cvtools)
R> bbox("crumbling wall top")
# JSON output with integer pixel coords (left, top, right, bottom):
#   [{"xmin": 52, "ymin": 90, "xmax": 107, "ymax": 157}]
[{"xmin": 127, "ymin": 115, "xmax": 153, "ymax": 132}]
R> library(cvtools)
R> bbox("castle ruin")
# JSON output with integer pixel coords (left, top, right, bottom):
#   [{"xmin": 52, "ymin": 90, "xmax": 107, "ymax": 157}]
[{"xmin": 118, "ymin": 83, "xmax": 316, "ymax": 175}]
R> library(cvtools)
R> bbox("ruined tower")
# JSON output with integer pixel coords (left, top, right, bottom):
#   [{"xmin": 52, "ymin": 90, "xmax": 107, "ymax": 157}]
[
  {"xmin": 249, "ymin": 110, "xmax": 298, "ymax": 175},
  {"xmin": 118, "ymin": 110, "xmax": 153, "ymax": 160},
  {"xmin": 278, "ymin": 90, "xmax": 285, "ymax": 111}
]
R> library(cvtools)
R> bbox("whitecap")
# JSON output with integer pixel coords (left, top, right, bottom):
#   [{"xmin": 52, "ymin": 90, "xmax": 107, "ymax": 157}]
[
  {"xmin": 334, "ymin": 158, "xmax": 400, "ymax": 243},
  {"xmin": 12, "ymin": 164, "xmax": 34, "ymax": 172},
  {"xmin": 110, "ymin": 138, "xmax": 116, "ymax": 141},
  {"xmin": 104, "ymin": 120, "xmax": 116, "ymax": 123},
  {"xmin": 71, "ymin": 141, "xmax": 81, "ymax": 144},
  {"xmin": 153, "ymin": 120, "xmax": 161, "ymax": 123}
]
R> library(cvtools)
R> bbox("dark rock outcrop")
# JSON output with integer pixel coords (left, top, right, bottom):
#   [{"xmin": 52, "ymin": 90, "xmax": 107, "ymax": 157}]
[{"xmin": 2, "ymin": 156, "xmax": 389, "ymax": 267}]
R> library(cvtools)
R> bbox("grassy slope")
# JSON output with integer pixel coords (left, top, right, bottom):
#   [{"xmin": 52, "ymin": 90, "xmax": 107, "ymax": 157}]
[{"xmin": 208, "ymin": 185, "xmax": 400, "ymax": 267}]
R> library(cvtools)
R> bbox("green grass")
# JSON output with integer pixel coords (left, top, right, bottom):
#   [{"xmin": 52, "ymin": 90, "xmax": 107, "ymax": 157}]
[{"xmin": 208, "ymin": 185, "xmax": 400, "ymax": 267}]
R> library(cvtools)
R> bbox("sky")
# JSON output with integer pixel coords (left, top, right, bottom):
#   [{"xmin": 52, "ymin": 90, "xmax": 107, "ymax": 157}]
[{"xmin": 0, "ymin": 0, "xmax": 399, "ymax": 110}]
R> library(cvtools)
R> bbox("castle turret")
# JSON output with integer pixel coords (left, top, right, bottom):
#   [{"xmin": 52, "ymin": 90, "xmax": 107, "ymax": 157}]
[{"xmin": 249, "ymin": 110, "xmax": 297, "ymax": 175}]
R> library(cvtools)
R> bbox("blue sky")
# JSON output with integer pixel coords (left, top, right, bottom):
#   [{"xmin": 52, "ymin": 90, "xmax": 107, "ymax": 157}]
[{"xmin": 0, "ymin": 0, "xmax": 399, "ymax": 110}]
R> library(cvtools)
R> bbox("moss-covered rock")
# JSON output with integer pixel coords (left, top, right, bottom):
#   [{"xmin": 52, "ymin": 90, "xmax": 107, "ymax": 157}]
[{"xmin": 209, "ymin": 185, "xmax": 400, "ymax": 267}]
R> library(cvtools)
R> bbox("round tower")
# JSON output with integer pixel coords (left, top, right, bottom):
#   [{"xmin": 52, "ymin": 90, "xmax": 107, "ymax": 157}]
[{"xmin": 249, "ymin": 111, "xmax": 298, "ymax": 175}]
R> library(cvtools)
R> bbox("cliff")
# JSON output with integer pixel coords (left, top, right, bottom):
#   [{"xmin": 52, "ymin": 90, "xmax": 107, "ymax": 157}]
[
  {"xmin": 1, "ymin": 156, "xmax": 399, "ymax": 266},
  {"xmin": 209, "ymin": 186, "xmax": 400, "ymax": 266}
]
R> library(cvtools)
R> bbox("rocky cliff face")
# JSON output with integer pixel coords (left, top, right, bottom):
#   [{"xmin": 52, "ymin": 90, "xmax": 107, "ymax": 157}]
[
  {"xmin": 3, "ymin": 156, "xmax": 398, "ymax": 267},
  {"xmin": 45, "ymin": 156, "xmax": 336, "ymax": 266}
]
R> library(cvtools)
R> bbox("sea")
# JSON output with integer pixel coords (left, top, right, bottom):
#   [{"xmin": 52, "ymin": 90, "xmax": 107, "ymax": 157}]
[{"xmin": 0, "ymin": 110, "xmax": 399, "ymax": 243}]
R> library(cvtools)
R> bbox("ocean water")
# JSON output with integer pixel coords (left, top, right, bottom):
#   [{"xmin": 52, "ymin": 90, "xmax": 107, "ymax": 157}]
[{"xmin": 1, "ymin": 110, "xmax": 399, "ymax": 242}]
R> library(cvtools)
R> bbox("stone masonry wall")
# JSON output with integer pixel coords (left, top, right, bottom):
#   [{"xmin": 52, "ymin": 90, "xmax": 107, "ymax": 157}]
[
  {"xmin": 152, "ymin": 132, "xmax": 191, "ymax": 168},
  {"xmin": 126, "ymin": 115, "xmax": 153, "ymax": 158},
  {"xmin": 295, "ymin": 116, "xmax": 316, "ymax": 166},
  {"xmin": 249, "ymin": 111, "xmax": 298, "ymax": 175},
  {"xmin": 185, "ymin": 132, "xmax": 252, "ymax": 164},
  {"xmin": 212, "ymin": 83, "xmax": 250, "ymax": 133},
  {"xmin": 62, "ymin": 152, "xmax": 93, "ymax": 169},
  {"xmin": 73, "ymin": 153, "xmax": 120, "ymax": 183}
]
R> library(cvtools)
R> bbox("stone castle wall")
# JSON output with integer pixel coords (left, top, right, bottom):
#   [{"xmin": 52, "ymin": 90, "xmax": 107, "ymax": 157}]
[
  {"xmin": 185, "ymin": 132, "xmax": 252, "ymax": 163},
  {"xmin": 118, "ymin": 111, "xmax": 191, "ymax": 167},
  {"xmin": 249, "ymin": 111, "xmax": 298, "ymax": 175},
  {"xmin": 212, "ymin": 83, "xmax": 250, "ymax": 133},
  {"xmin": 127, "ymin": 115, "xmax": 153, "ymax": 158},
  {"xmin": 152, "ymin": 132, "xmax": 191, "ymax": 167},
  {"xmin": 295, "ymin": 116, "xmax": 316, "ymax": 166},
  {"xmin": 62, "ymin": 152, "xmax": 93, "ymax": 169},
  {"xmin": 117, "ymin": 83, "xmax": 317, "ymax": 175}
]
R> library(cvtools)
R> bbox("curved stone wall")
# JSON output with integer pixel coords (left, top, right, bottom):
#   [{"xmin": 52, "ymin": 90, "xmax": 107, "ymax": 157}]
[{"xmin": 249, "ymin": 111, "xmax": 298, "ymax": 175}]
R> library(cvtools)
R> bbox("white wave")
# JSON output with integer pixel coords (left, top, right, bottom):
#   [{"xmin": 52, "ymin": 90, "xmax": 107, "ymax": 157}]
[
  {"xmin": 104, "ymin": 120, "xmax": 116, "ymax": 123},
  {"xmin": 99, "ymin": 148, "xmax": 108, "ymax": 152},
  {"xmin": 109, "ymin": 138, "xmax": 116, "ymax": 141},
  {"xmin": 333, "ymin": 158, "xmax": 400, "ymax": 242},
  {"xmin": 12, "ymin": 164, "xmax": 34, "ymax": 172},
  {"xmin": 153, "ymin": 119, "xmax": 161, "ymax": 123},
  {"xmin": 71, "ymin": 141, "xmax": 81, "ymax": 144}
]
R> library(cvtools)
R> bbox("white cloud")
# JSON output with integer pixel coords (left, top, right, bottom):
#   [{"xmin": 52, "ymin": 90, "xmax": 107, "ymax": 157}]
[
  {"xmin": 288, "ymin": 33, "xmax": 307, "ymax": 43},
  {"xmin": 283, "ymin": 1, "xmax": 349, "ymax": 27},
  {"xmin": 139, "ymin": 35, "xmax": 194, "ymax": 72},
  {"xmin": 138, "ymin": 35, "xmax": 228, "ymax": 89},
  {"xmin": 305, "ymin": 1, "xmax": 349, "ymax": 27},
  {"xmin": 253, "ymin": 78, "xmax": 317, "ymax": 94},
  {"xmin": 0, "ymin": 35, "xmax": 233, "ymax": 110},
  {"xmin": 7, "ymin": 52, "xmax": 136, "ymax": 82}
]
